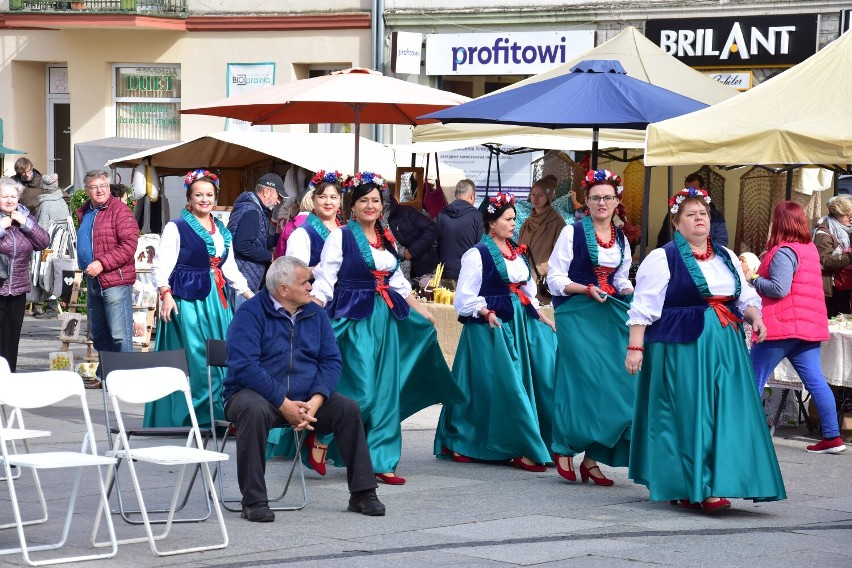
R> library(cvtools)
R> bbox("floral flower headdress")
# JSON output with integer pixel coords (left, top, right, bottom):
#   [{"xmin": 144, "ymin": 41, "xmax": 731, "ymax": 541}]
[
  {"xmin": 184, "ymin": 169, "xmax": 219, "ymax": 191},
  {"xmin": 669, "ymin": 187, "xmax": 712, "ymax": 215},
  {"xmin": 486, "ymin": 192, "xmax": 515, "ymax": 214},
  {"xmin": 309, "ymin": 170, "xmax": 345, "ymax": 190},
  {"xmin": 580, "ymin": 169, "xmax": 623, "ymax": 194},
  {"xmin": 342, "ymin": 171, "xmax": 387, "ymax": 191}
]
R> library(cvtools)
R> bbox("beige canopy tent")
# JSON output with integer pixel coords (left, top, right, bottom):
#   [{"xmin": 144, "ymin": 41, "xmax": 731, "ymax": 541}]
[
  {"xmin": 411, "ymin": 26, "xmax": 737, "ymax": 150},
  {"xmin": 645, "ymin": 30, "xmax": 852, "ymax": 167},
  {"xmin": 107, "ymin": 130, "xmax": 397, "ymax": 176}
]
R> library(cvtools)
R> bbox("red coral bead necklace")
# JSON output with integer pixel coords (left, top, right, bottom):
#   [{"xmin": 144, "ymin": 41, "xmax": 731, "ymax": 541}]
[
  {"xmin": 596, "ymin": 223, "xmax": 616, "ymax": 248},
  {"xmin": 692, "ymin": 237, "xmax": 713, "ymax": 261}
]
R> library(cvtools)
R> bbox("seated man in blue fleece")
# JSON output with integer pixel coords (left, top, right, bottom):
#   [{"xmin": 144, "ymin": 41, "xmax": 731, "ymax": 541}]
[{"xmin": 223, "ymin": 256, "xmax": 384, "ymax": 521}]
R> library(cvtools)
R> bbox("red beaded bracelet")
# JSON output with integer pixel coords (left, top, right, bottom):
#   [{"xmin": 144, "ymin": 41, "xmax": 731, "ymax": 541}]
[
  {"xmin": 626, "ymin": 345, "xmax": 644, "ymax": 352},
  {"xmin": 586, "ymin": 284, "xmax": 594, "ymax": 298},
  {"xmin": 159, "ymin": 288, "xmax": 172, "ymax": 302},
  {"xmin": 483, "ymin": 309, "xmax": 496, "ymax": 319}
]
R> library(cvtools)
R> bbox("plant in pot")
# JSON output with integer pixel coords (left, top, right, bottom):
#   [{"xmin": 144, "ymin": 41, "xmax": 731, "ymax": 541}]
[{"xmin": 71, "ymin": 1, "xmax": 86, "ymax": 10}]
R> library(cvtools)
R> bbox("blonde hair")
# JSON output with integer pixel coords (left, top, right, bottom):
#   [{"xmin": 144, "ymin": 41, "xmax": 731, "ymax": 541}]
[
  {"xmin": 300, "ymin": 189, "xmax": 315, "ymax": 213},
  {"xmin": 827, "ymin": 194, "xmax": 852, "ymax": 218}
]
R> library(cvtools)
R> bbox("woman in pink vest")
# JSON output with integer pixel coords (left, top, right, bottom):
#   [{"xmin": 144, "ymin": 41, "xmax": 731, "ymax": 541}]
[{"xmin": 746, "ymin": 201, "xmax": 845, "ymax": 454}]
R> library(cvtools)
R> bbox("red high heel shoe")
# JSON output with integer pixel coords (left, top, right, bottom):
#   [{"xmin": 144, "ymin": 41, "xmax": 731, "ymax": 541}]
[
  {"xmin": 442, "ymin": 446, "xmax": 473, "ymax": 463},
  {"xmin": 554, "ymin": 454, "xmax": 576, "ymax": 482},
  {"xmin": 511, "ymin": 457, "xmax": 547, "ymax": 473},
  {"xmin": 700, "ymin": 497, "xmax": 731, "ymax": 513},
  {"xmin": 579, "ymin": 462, "xmax": 614, "ymax": 486},
  {"xmin": 376, "ymin": 473, "xmax": 407, "ymax": 485},
  {"xmin": 305, "ymin": 431, "xmax": 327, "ymax": 476}
]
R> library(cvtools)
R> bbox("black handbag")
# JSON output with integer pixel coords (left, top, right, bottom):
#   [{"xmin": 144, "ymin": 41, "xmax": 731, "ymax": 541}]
[{"xmin": 0, "ymin": 252, "xmax": 9, "ymax": 282}]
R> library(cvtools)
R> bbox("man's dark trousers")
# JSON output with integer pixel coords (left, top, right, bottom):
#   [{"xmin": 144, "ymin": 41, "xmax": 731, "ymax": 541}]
[{"xmin": 225, "ymin": 390, "xmax": 377, "ymax": 506}]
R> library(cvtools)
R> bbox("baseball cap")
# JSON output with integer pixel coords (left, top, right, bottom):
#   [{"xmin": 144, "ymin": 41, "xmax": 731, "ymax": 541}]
[{"xmin": 257, "ymin": 173, "xmax": 286, "ymax": 198}]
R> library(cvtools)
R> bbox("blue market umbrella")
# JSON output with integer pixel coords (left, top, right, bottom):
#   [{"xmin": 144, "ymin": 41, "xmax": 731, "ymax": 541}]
[{"xmin": 421, "ymin": 60, "xmax": 707, "ymax": 168}]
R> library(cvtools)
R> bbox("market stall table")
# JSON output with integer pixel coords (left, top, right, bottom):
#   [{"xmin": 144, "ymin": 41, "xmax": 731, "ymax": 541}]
[{"xmin": 769, "ymin": 323, "xmax": 852, "ymax": 434}]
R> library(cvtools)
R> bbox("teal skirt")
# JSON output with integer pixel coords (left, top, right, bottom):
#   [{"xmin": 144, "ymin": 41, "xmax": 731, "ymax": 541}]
[
  {"xmin": 325, "ymin": 296, "xmax": 464, "ymax": 474},
  {"xmin": 433, "ymin": 296, "xmax": 557, "ymax": 464},
  {"xmin": 628, "ymin": 309, "xmax": 787, "ymax": 503},
  {"xmin": 551, "ymin": 295, "xmax": 634, "ymax": 467},
  {"xmin": 143, "ymin": 274, "xmax": 232, "ymax": 429}
]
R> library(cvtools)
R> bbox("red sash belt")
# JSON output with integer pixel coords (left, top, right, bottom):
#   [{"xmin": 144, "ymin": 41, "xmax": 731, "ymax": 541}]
[
  {"xmin": 209, "ymin": 256, "xmax": 228, "ymax": 309},
  {"xmin": 507, "ymin": 282, "xmax": 531, "ymax": 305},
  {"xmin": 371, "ymin": 270, "xmax": 394, "ymax": 309},
  {"xmin": 593, "ymin": 266, "xmax": 617, "ymax": 295},
  {"xmin": 706, "ymin": 295, "xmax": 742, "ymax": 328}
]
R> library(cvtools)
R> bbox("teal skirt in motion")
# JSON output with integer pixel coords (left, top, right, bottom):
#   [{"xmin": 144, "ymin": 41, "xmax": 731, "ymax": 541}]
[
  {"xmin": 143, "ymin": 274, "xmax": 232, "ymax": 429},
  {"xmin": 324, "ymin": 296, "xmax": 464, "ymax": 474},
  {"xmin": 628, "ymin": 309, "xmax": 787, "ymax": 503},
  {"xmin": 433, "ymin": 295, "xmax": 557, "ymax": 464},
  {"xmin": 550, "ymin": 294, "xmax": 634, "ymax": 467}
]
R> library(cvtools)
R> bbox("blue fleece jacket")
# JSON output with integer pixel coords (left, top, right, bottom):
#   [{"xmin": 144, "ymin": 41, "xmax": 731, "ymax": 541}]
[{"xmin": 223, "ymin": 291, "xmax": 341, "ymax": 408}]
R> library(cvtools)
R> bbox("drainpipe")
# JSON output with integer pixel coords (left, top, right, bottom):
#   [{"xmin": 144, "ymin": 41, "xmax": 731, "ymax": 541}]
[{"xmin": 372, "ymin": 0, "xmax": 386, "ymax": 143}]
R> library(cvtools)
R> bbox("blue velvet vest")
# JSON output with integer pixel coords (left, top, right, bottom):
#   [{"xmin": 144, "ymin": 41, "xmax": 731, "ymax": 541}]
[
  {"xmin": 325, "ymin": 226, "xmax": 410, "ymax": 321},
  {"xmin": 552, "ymin": 221, "xmax": 623, "ymax": 308},
  {"xmin": 169, "ymin": 218, "xmax": 221, "ymax": 300},
  {"xmin": 645, "ymin": 241, "xmax": 741, "ymax": 343},
  {"xmin": 302, "ymin": 222, "xmax": 326, "ymax": 267},
  {"xmin": 459, "ymin": 243, "xmax": 539, "ymax": 324}
]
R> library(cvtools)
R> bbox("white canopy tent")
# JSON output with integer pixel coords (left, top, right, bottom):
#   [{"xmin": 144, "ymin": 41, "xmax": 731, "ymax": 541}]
[{"xmin": 645, "ymin": 30, "xmax": 852, "ymax": 168}]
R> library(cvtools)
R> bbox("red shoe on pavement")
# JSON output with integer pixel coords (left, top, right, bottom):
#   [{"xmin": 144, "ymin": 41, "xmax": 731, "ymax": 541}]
[{"xmin": 806, "ymin": 437, "xmax": 847, "ymax": 454}]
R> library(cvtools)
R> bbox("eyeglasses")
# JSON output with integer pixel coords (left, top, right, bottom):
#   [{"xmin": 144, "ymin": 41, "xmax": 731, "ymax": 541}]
[
  {"xmin": 85, "ymin": 183, "xmax": 109, "ymax": 191},
  {"xmin": 587, "ymin": 195, "xmax": 618, "ymax": 204}
]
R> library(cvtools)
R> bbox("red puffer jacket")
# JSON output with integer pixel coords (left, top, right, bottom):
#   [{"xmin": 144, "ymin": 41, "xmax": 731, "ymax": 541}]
[
  {"xmin": 0, "ymin": 206, "xmax": 50, "ymax": 296},
  {"xmin": 75, "ymin": 196, "xmax": 138, "ymax": 289}
]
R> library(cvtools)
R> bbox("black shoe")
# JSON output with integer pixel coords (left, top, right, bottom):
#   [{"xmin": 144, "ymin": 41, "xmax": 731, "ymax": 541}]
[
  {"xmin": 347, "ymin": 491, "xmax": 386, "ymax": 516},
  {"xmin": 241, "ymin": 502, "xmax": 275, "ymax": 522},
  {"xmin": 34, "ymin": 308, "xmax": 58, "ymax": 319}
]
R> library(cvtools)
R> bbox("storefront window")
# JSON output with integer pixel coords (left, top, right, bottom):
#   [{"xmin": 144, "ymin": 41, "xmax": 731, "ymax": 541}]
[{"xmin": 114, "ymin": 65, "xmax": 181, "ymax": 140}]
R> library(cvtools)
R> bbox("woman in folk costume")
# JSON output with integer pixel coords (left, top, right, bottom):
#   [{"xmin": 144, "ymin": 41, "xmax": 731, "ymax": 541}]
[
  {"xmin": 546, "ymin": 169, "xmax": 635, "ymax": 486},
  {"xmin": 145, "ymin": 169, "xmax": 252, "ymax": 428},
  {"xmin": 285, "ymin": 170, "xmax": 344, "ymax": 269},
  {"xmin": 433, "ymin": 192, "xmax": 557, "ymax": 470},
  {"xmin": 267, "ymin": 170, "xmax": 344, "ymax": 463},
  {"xmin": 310, "ymin": 171, "xmax": 464, "ymax": 485},
  {"xmin": 626, "ymin": 188, "xmax": 786, "ymax": 513}
]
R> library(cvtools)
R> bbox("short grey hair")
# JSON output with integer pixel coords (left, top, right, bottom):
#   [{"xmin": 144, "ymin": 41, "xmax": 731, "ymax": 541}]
[
  {"xmin": 827, "ymin": 194, "xmax": 852, "ymax": 218},
  {"xmin": 455, "ymin": 179, "xmax": 476, "ymax": 199},
  {"xmin": 265, "ymin": 256, "xmax": 309, "ymax": 295},
  {"xmin": 0, "ymin": 176, "xmax": 24, "ymax": 198},
  {"xmin": 84, "ymin": 169, "xmax": 110, "ymax": 186}
]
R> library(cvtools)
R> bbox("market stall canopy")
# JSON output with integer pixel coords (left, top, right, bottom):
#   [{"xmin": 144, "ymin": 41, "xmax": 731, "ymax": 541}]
[
  {"xmin": 74, "ymin": 137, "xmax": 165, "ymax": 189},
  {"xmin": 421, "ymin": 60, "xmax": 707, "ymax": 168},
  {"xmin": 412, "ymin": 26, "xmax": 736, "ymax": 149},
  {"xmin": 645, "ymin": 30, "xmax": 852, "ymax": 167},
  {"xmin": 106, "ymin": 131, "xmax": 398, "ymax": 178},
  {"xmin": 179, "ymin": 67, "xmax": 469, "ymax": 172}
]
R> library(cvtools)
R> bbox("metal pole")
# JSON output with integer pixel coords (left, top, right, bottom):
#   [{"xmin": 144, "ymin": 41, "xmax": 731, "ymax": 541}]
[
  {"xmin": 785, "ymin": 169, "xmax": 793, "ymax": 200},
  {"xmin": 591, "ymin": 127, "xmax": 599, "ymax": 170},
  {"xmin": 639, "ymin": 166, "xmax": 652, "ymax": 259}
]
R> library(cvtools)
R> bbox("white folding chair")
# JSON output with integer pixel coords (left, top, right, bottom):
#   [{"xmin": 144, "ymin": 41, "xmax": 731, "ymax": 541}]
[
  {"xmin": 0, "ymin": 370, "xmax": 118, "ymax": 566},
  {"xmin": 205, "ymin": 339, "xmax": 308, "ymax": 512},
  {"xmin": 93, "ymin": 367, "xmax": 228, "ymax": 556}
]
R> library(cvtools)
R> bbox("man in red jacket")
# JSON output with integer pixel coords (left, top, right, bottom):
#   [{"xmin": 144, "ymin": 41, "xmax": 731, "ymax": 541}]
[{"xmin": 76, "ymin": 170, "xmax": 138, "ymax": 361}]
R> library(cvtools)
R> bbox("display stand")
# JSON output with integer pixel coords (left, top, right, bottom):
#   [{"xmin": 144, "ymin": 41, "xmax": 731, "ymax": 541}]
[{"xmin": 59, "ymin": 270, "xmax": 97, "ymax": 362}]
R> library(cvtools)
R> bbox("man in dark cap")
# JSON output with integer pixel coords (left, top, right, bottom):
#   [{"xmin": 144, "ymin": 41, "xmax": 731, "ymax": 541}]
[{"xmin": 227, "ymin": 173, "xmax": 285, "ymax": 311}]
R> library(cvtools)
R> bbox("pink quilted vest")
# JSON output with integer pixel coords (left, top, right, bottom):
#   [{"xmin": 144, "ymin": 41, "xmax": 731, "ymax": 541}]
[{"xmin": 757, "ymin": 242, "xmax": 829, "ymax": 342}]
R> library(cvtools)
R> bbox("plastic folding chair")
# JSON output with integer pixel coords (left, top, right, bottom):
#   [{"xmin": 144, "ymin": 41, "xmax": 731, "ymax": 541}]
[
  {"xmin": 205, "ymin": 339, "xmax": 308, "ymax": 512},
  {"xmin": 0, "ymin": 357, "xmax": 51, "ymax": 486},
  {"xmin": 0, "ymin": 370, "xmax": 118, "ymax": 566},
  {"xmin": 99, "ymin": 349, "xmax": 213, "ymax": 525},
  {"xmin": 93, "ymin": 366, "xmax": 228, "ymax": 556}
]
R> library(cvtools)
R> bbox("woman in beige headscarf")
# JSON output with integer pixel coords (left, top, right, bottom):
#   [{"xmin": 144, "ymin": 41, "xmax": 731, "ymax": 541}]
[{"xmin": 519, "ymin": 175, "xmax": 566, "ymax": 304}]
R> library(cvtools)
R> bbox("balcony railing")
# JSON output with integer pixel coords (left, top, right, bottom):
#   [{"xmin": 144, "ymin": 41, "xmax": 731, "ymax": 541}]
[{"xmin": 6, "ymin": 1, "xmax": 187, "ymax": 14}]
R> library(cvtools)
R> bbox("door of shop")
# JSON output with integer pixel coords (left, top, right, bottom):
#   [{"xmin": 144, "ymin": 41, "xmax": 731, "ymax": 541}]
[{"xmin": 49, "ymin": 101, "xmax": 71, "ymax": 188}]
